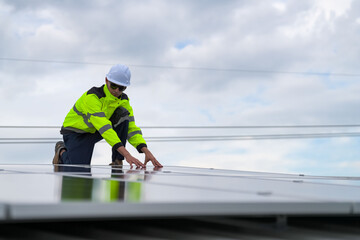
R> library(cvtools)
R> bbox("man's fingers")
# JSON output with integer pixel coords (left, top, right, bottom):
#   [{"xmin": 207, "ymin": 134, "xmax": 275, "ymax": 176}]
[
  {"xmin": 143, "ymin": 155, "xmax": 162, "ymax": 168},
  {"xmin": 152, "ymin": 159, "xmax": 163, "ymax": 167},
  {"xmin": 136, "ymin": 159, "xmax": 145, "ymax": 168},
  {"xmin": 126, "ymin": 155, "xmax": 145, "ymax": 168}
]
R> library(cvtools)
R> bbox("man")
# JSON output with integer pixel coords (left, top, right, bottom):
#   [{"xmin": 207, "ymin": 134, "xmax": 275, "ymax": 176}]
[{"xmin": 53, "ymin": 64, "xmax": 162, "ymax": 168}]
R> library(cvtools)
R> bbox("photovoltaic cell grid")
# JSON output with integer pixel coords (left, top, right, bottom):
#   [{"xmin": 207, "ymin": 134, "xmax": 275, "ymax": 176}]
[{"xmin": 0, "ymin": 164, "xmax": 359, "ymax": 221}]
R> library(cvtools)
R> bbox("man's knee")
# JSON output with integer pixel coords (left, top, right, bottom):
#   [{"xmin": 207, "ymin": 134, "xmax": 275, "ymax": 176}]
[
  {"xmin": 62, "ymin": 133, "xmax": 95, "ymax": 164},
  {"xmin": 110, "ymin": 107, "xmax": 130, "ymax": 127}
]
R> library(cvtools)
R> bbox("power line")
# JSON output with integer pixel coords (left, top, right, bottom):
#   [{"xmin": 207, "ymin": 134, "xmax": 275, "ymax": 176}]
[
  {"xmin": 0, "ymin": 57, "xmax": 111, "ymax": 66},
  {"xmin": 146, "ymin": 132, "xmax": 360, "ymax": 141},
  {"xmin": 0, "ymin": 138, "xmax": 61, "ymax": 140},
  {"xmin": 0, "ymin": 126, "xmax": 61, "ymax": 129},
  {"xmin": 141, "ymin": 124, "xmax": 360, "ymax": 129},
  {"xmin": 1, "ymin": 132, "xmax": 360, "ymax": 144},
  {"xmin": 146, "ymin": 132, "xmax": 360, "ymax": 139},
  {"xmin": 1, "ymin": 57, "xmax": 359, "ymax": 77},
  {"xmin": 1, "ymin": 124, "xmax": 360, "ymax": 129}
]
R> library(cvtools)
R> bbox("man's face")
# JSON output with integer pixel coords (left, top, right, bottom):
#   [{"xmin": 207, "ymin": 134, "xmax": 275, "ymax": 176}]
[{"xmin": 106, "ymin": 79, "xmax": 126, "ymax": 98}]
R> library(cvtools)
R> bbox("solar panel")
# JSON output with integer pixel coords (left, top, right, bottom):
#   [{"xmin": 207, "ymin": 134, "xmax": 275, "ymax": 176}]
[{"xmin": 0, "ymin": 164, "xmax": 359, "ymax": 221}]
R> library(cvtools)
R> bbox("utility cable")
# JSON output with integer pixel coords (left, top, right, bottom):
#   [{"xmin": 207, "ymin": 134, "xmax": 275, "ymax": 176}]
[
  {"xmin": 1, "ymin": 57, "xmax": 359, "ymax": 77},
  {"xmin": 1, "ymin": 124, "xmax": 360, "ymax": 129},
  {"xmin": 145, "ymin": 132, "xmax": 360, "ymax": 142},
  {"xmin": 1, "ymin": 132, "xmax": 360, "ymax": 144}
]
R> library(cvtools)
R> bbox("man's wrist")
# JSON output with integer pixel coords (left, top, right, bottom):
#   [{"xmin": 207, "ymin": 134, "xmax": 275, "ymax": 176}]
[
  {"xmin": 141, "ymin": 146, "xmax": 149, "ymax": 153},
  {"xmin": 117, "ymin": 146, "xmax": 131, "ymax": 157}
]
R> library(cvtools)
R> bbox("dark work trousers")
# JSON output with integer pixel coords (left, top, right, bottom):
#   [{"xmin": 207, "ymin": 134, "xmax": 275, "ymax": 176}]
[{"xmin": 60, "ymin": 120, "xmax": 129, "ymax": 164}]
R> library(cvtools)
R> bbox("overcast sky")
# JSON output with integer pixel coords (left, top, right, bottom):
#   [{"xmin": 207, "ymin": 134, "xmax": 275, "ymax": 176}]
[{"xmin": 1, "ymin": 0, "xmax": 360, "ymax": 176}]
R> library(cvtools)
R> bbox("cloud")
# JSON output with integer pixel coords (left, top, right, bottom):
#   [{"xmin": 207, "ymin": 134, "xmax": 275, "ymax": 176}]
[
  {"xmin": 1, "ymin": 0, "xmax": 360, "ymax": 175},
  {"xmin": 177, "ymin": 139, "xmax": 307, "ymax": 173}
]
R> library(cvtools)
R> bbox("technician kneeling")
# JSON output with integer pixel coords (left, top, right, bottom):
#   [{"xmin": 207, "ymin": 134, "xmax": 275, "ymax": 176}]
[{"xmin": 52, "ymin": 64, "xmax": 162, "ymax": 168}]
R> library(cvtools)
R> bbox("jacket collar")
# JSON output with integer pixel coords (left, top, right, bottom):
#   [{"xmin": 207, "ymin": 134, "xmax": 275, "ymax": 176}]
[{"xmin": 103, "ymin": 84, "xmax": 122, "ymax": 101}]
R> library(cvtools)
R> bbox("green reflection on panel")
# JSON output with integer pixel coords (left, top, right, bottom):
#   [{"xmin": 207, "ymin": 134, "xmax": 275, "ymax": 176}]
[
  {"xmin": 61, "ymin": 176, "xmax": 94, "ymax": 201},
  {"xmin": 109, "ymin": 180, "xmax": 120, "ymax": 200},
  {"xmin": 60, "ymin": 174, "xmax": 143, "ymax": 203},
  {"xmin": 126, "ymin": 182, "xmax": 142, "ymax": 202}
]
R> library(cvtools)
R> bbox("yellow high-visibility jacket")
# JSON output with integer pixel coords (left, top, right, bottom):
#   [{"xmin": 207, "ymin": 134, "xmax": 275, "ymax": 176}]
[{"xmin": 61, "ymin": 84, "xmax": 147, "ymax": 153}]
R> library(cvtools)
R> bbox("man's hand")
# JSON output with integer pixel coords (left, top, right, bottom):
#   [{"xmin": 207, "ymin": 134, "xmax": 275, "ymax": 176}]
[
  {"xmin": 141, "ymin": 147, "xmax": 163, "ymax": 168},
  {"xmin": 125, "ymin": 154, "xmax": 145, "ymax": 168},
  {"xmin": 117, "ymin": 146, "xmax": 145, "ymax": 168},
  {"xmin": 142, "ymin": 147, "xmax": 163, "ymax": 168}
]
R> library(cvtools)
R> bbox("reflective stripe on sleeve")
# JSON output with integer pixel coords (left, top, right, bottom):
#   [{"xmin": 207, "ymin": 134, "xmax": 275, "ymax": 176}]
[
  {"xmin": 92, "ymin": 112, "xmax": 106, "ymax": 117},
  {"xmin": 127, "ymin": 130, "xmax": 142, "ymax": 139},
  {"xmin": 73, "ymin": 105, "xmax": 107, "ymax": 129},
  {"xmin": 99, "ymin": 124, "xmax": 112, "ymax": 135},
  {"xmin": 114, "ymin": 116, "xmax": 130, "ymax": 128},
  {"xmin": 73, "ymin": 105, "xmax": 94, "ymax": 128}
]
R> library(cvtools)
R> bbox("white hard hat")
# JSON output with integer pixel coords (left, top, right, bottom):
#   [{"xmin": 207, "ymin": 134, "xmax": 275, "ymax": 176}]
[{"xmin": 106, "ymin": 64, "xmax": 131, "ymax": 86}]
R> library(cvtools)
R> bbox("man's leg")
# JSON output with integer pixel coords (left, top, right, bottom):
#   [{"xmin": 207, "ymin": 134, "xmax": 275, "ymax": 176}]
[
  {"xmin": 111, "ymin": 120, "xmax": 129, "ymax": 163},
  {"xmin": 61, "ymin": 132, "xmax": 102, "ymax": 164}
]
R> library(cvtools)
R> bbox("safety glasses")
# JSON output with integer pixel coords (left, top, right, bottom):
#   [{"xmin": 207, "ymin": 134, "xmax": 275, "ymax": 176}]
[{"xmin": 110, "ymin": 82, "xmax": 127, "ymax": 91}]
